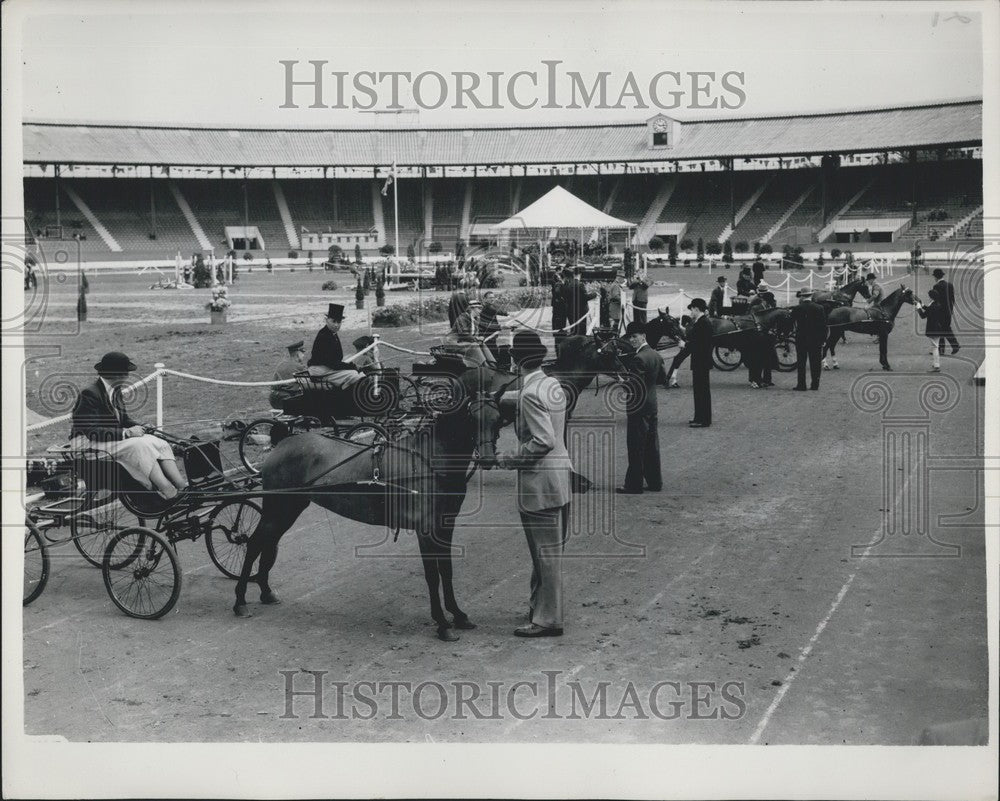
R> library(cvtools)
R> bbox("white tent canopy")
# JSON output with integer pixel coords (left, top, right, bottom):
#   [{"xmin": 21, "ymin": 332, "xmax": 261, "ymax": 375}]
[{"xmin": 494, "ymin": 185, "xmax": 634, "ymax": 230}]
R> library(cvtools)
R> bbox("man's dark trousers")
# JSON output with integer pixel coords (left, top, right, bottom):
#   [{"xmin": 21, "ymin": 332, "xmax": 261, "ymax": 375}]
[
  {"xmin": 624, "ymin": 410, "xmax": 661, "ymax": 491},
  {"xmin": 692, "ymin": 368, "xmax": 712, "ymax": 424},
  {"xmin": 796, "ymin": 340, "xmax": 823, "ymax": 389}
]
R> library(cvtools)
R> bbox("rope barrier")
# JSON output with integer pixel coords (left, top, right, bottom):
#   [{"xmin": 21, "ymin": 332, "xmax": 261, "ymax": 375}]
[
  {"xmin": 159, "ymin": 368, "xmax": 296, "ymax": 387},
  {"xmin": 376, "ymin": 340, "xmax": 433, "ymax": 356},
  {"xmin": 26, "ymin": 369, "xmax": 162, "ymax": 433}
]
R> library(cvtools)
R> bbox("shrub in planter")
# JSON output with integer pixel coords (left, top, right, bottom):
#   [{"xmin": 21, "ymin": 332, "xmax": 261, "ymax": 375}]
[
  {"xmin": 668, "ymin": 239, "xmax": 677, "ymax": 266},
  {"xmin": 288, "ymin": 250, "xmax": 298, "ymax": 259},
  {"xmin": 648, "ymin": 236, "xmax": 665, "ymax": 252},
  {"xmin": 375, "ymin": 279, "xmax": 386, "ymax": 307},
  {"xmin": 753, "ymin": 241, "xmax": 761, "ymax": 255},
  {"xmin": 734, "ymin": 241, "xmax": 749, "ymax": 254},
  {"xmin": 192, "ymin": 257, "xmax": 212, "ymax": 288},
  {"xmin": 830, "ymin": 248, "xmax": 842, "ymax": 260},
  {"xmin": 706, "ymin": 241, "xmax": 722, "ymax": 257},
  {"xmin": 696, "ymin": 238, "xmax": 704, "ymax": 262},
  {"xmin": 428, "ymin": 241, "xmax": 443, "ymax": 254},
  {"xmin": 372, "ymin": 296, "xmax": 450, "ymax": 327},
  {"xmin": 683, "ymin": 259, "xmax": 690, "ymax": 267},
  {"xmin": 760, "ymin": 244, "xmax": 773, "ymax": 255},
  {"xmin": 322, "ymin": 280, "xmax": 338, "ymax": 291},
  {"xmin": 355, "ymin": 281, "xmax": 365, "ymax": 309},
  {"xmin": 679, "ymin": 238, "xmax": 694, "ymax": 252},
  {"xmin": 379, "ymin": 244, "xmax": 395, "ymax": 256},
  {"xmin": 243, "ymin": 251, "xmax": 253, "ymax": 262},
  {"xmin": 406, "ymin": 244, "xmax": 416, "ymax": 261},
  {"xmin": 816, "ymin": 249, "xmax": 825, "ymax": 267},
  {"xmin": 328, "ymin": 245, "xmax": 343, "ymax": 264},
  {"xmin": 355, "ymin": 244, "xmax": 362, "ymax": 263}
]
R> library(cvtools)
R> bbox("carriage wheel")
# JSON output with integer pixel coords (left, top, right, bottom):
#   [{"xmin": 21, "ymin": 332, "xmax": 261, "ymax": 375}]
[
  {"xmin": 71, "ymin": 501, "xmax": 125, "ymax": 568},
  {"xmin": 206, "ymin": 500, "xmax": 262, "ymax": 580},
  {"xmin": 713, "ymin": 344, "xmax": 743, "ymax": 371},
  {"xmin": 102, "ymin": 527, "xmax": 182, "ymax": 620},
  {"xmin": 24, "ymin": 522, "xmax": 50, "ymax": 606},
  {"xmin": 238, "ymin": 418, "xmax": 276, "ymax": 474},
  {"xmin": 774, "ymin": 337, "xmax": 798, "ymax": 372},
  {"xmin": 343, "ymin": 422, "xmax": 389, "ymax": 445}
]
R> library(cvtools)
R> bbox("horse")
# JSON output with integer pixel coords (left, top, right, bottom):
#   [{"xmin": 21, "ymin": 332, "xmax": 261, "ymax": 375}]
[
  {"xmin": 233, "ymin": 364, "xmax": 512, "ymax": 642},
  {"xmin": 659, "ymin": 308, "xmax": 794, "ymax": 381},
  {"xmin": 813, "ymin": 278, "xmax": 870, "ymax": 349},
  {"xmin": 811, "ymin": 278, "xmax": 870, "ymax": 314},
  {"xmin": 822, "ymin": 286, "xmax": 915, "ymax": 371}
]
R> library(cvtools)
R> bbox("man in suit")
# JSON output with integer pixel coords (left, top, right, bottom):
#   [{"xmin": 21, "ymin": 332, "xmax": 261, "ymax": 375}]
[
  {"xmin": 550, "ymin": 269, "xmax": 567, "ymax": 345},
  {"xmin": 448, "ymin": 286, "xmax": 471, "ymax": 328},
  {"xmin": 864, "ymin": 272, "xmax": 884, "ymax": 307},
  {"xmin": 686, "ymin": 298, "xmax": 714, "ymax": 427},
  {"xmin": 752, "ymin": 256, "xmax": 766, "ymax": 287},
  {"xmin": 618, "ymin": 321, "xmax": 663, "ymax": 494},
  {"xmin": 496, "ymin": 331, "xmax": 572, "ymax": 638},
  {"xmin": 70, "ymin": 352, "xmax": 187, "ymax": 498},
  {"xmin": 708, "ymin": 276, "xmax": 728, "ymax": 317},
  {"xmin": 790, "ymin": 289, "xmax": 828, "ymax": 391},
  {"xmin": 931, "ymin": 267, "xmax": 960, "ymax": 354},
  {"xmin": 563, "ymin": 267, "xmax": 595, "ymax": 336}
]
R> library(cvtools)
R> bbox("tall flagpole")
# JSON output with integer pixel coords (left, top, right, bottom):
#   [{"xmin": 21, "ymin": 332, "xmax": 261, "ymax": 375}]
[{"xmin": 392, "ymin": 159, "xmax": 400, "ymax": 262}]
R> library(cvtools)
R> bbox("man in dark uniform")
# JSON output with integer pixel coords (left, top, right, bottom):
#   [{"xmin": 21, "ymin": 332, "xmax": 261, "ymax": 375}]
[
  {"xmin": 790, "ymin": 289, "xmax": 828, "ymax": 391},
  {"xmin": 628, "ymin": 275, "xmax": 649, "ymax": 324},
  {"xmin": 617, "ymin": 321, "xmax": 663, "ymax": 495},
  {"xmin": 752, "ymin": 256, "xmax": 766, "ymax": 287},
  {"xmin": 686, "ymin": 298, "xmax": 714, "ymax": 427},
  {"xmin": 931, "ymin": 268, "xmax": 960, "ymax": 354},
  {"xmin": 269, "ymin": 340, "xmax": 308, "ymax": 410},
  {"xmin": 550, "ymin": 269, "xmax": 567, "ymax": 346},
  {"xmin": 708, "ymin": 276, "xmax": 728, "ymax": 317}
]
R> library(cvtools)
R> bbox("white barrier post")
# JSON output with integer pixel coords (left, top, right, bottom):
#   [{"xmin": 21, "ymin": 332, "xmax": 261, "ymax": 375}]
[
  {"xmin": 154, "ymin": 363, "xmax": 165, "ymax": 428},
  {"xmin": 785, "ymin": 277, "xmax": 791, "ymax": 304},
  {"xmin": 808, "ymin": 271, "xmax": 814, "ymax": 290}
]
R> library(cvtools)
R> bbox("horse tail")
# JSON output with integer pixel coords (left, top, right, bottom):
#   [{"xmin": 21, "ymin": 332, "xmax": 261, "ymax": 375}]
[{"xmin": 270, "ymin": 421, "xmax": 291, "ymax": 446}]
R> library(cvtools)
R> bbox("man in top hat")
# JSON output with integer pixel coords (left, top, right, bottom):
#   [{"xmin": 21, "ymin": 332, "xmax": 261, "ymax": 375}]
[
  {"xmin": 708, "ymin": 275, "xmax": 728, "ymax": 318},
  {"xmin": 495, "ymin": 330, "xmax": 572, "ymax": 637},
  {"xmin": 308, "ymin": 303, "xmax": 364, "ymax": 388},
  {"xmin": 70, "ymin": 352, "xmax": 188, "ymax": 499},
  {"xmin": 686, "ymin": 298, "xmax": 714, "ymax": 427},
  {"xmin": 790, "ymin": 289, "xmax": 828, "ymax": 391},
  {"xmin": 269, "ymin": 340, "xmax": 308, "ymax": 410},
  {"xmin": 930, "ymin": 267, "xmax": 960, "ymax": 355},
  {"xmin": 617, "ymin": 321, "xmax": 663, "ymax": 494}
]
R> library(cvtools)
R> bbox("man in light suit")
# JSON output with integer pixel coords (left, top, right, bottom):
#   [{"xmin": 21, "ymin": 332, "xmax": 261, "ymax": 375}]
[{"xmin": 496, "ymin": 330, "xmax": 572, "ymax": 638}]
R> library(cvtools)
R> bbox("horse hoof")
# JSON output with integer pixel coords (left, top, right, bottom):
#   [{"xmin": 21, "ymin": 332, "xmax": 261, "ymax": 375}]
[
  {"xmin": 260, "ymin": 591, "xmax": 282, "ymax": 605},
  {"xmin": 453, "ymin": 617, "xmax": 477, "ymax": 630},
  {"xmin": 437, "ymin": 627, "xmax": 461, "ymax": 642},
  {"xmin": 823, "ymin": 364, "xmax": 830, "ymax": 371},
  {"xmin": 832, "ymin": 364, "xmax": 839, "ymax": 370},
  {"xmin": 882, "ymin": 366, "xmax": 892, "ymax": 372},
  {"xmin": 234, "ymin": 604, "xmax": 252, "ymax": 618}
]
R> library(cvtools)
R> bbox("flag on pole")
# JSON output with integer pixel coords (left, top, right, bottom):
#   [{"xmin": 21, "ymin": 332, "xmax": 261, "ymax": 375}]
[{"xmin": 381, "ymin": 163, "xmax": 396, "ymax": 196}]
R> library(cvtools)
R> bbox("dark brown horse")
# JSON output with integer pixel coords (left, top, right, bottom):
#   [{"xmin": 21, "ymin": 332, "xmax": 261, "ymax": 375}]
[
  {"xmin": 233, "ymin": 365, "xmax": 511, "ymax": 642},
  {"xmin": 812, "ymin": 278, "xmax": 870, "ymax": 314},
  {"xmin": 822, "ymin": 286, "xmax": 915, "ymax": 371}
]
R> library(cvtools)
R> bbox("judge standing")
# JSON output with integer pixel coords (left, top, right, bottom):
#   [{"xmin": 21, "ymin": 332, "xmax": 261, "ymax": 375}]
[
  {"xmin": 495, "ymin": 331, "xmax": 572, "ymax": 638},
  {"xmin": 686, "ymin": 298, "xmax": 714, "ymax": 428},
  {"xmin": 617, "ymin": 321, "xmax": 663, "ymax": 494}
]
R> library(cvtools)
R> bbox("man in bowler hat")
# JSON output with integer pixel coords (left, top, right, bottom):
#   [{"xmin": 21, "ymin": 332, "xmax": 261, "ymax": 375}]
[
  {"xmin": 618, "ymin": 321, "xmax": 663, "ymax": 494},
  {"xmin": 790, "ymin": 289, "xmax": 828, "ymax": 391},
  {"xmin": 686, "ymin": 298, "xmax": 714, "ymax": 427}
]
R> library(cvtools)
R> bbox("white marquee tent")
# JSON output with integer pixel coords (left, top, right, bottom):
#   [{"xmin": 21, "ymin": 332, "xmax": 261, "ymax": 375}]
[{"xmin": 493, "ymin": 185, "xmax": 635, "ymax": 232}]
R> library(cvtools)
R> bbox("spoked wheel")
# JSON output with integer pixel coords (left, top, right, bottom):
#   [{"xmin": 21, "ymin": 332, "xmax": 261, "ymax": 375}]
[
  {"xmin": 238, "ymin": 418, "xmax": 277, "ymax": 474},
  {"xmin": 343, "ymin": 422, "xmax": 389, "ymax": 445},
  {"xmin": 71, "ymin": 501, "xmax": 124, "ymax": 567},
  {"xmin": 206, "ymin": 500, "xmax": 262, "ymax": 580},
  {"xmin": 713, "ymin": 344, "xmax": 743, "ymax": 371},
  {"xmin": 24, "ymin": 522, "xmax": 50, "ymax": 606},
  {"xmin": 102, "ymin": 527, "xmax": 182, "ymax": 620},
  {"xmin": 774, "ymin": 337, "xmax": 798, "ymax": 372}
]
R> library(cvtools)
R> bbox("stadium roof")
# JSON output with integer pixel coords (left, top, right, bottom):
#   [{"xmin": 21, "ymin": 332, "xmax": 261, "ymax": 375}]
[{"xmin": 22, "ymin": 99, "xmax": 981, "ymax": 168}]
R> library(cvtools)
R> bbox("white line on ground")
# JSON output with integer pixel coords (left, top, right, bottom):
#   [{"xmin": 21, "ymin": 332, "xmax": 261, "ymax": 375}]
[{"xmin": 746, "ymin": 470, "xmax": 908, "ymax": 744}]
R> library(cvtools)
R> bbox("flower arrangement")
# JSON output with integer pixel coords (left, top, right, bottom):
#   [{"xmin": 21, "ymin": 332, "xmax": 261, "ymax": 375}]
[{"xmin": 206, "ymin": 286, "xmax": 232, "ymax": 312}]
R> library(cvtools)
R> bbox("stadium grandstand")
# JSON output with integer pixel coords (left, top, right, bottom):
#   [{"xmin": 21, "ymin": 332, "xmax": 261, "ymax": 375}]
[{"xmin": 21, "ymin": 98, "xmax": 983, "ymax": 264}]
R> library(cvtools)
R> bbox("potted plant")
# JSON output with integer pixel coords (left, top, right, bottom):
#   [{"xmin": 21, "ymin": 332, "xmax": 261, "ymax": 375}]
[
  {"xmin": 667, "ymin": 238, "xmax": 677, "ymax": 267},
  {"xmin": 696, "ymin": 237, "xmax": 705, "ymax": 266},
  {"xmin": 207, "ymin": 286, "xmax": 231, "ymax": 324},
  {"xmin": 647, "ymin": 236, "xmax": 665, "ymax": 252},
  {"xmin": 355, "ymin": 279, "xmax": 365, "ymax": 309},
  {"xmin": 375, "ymin": 277, "xmax": 386, "ymax": 307},
  {"xmin": 77, "ymin": 283, "xmax": 88, "ymax": 322},
  {"xmin": 355, "ymin": 243, "xmax": 362, "ymax": 264}
]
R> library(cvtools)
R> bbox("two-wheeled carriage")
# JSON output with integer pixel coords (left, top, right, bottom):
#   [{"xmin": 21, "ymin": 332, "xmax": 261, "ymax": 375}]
[{"xmin": 23, "ymin": 430, "xmax": 263, "ymax": 619}]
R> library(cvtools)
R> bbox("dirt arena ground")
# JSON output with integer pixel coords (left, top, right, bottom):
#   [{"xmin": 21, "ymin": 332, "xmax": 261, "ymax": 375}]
[{"xmin": 18, "ymin": 263, "xmax": 988, "ymax": 744}]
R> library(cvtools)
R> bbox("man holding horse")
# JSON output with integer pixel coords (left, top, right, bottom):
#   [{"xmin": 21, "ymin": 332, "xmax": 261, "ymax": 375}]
[
  {"xmin": 931, "ymin": 268, "xmax": 960, "ymax": 355},
  {"xmin": 496, "ymin": 330, "xmax": 572, "ymax": 638}
]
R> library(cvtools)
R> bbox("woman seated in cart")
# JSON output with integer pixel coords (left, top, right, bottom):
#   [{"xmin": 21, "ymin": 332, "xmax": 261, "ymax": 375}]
[{"xmin": 69, "ymin": 351, "xmax": 188, "ymax": 499}]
